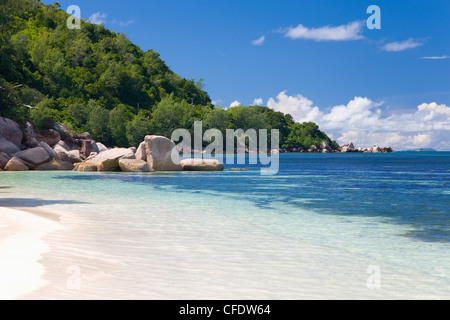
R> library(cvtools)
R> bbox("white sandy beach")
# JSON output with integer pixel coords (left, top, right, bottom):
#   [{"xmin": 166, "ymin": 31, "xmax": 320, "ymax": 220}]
[
  {"xmin": 1, "ymin": 202, "xmax": 449, "ymax": 300},
  {"xmin": 0, "ymin": 207, "xmax": 63, "ymax": 300}
]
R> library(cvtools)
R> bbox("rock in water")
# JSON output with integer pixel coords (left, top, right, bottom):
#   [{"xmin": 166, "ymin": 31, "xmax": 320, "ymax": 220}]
[
  {"xmin": 181, "ymin": 159, "xmax": 224, "ymax": 171},
  {"xmin": 73, "ymin": 162, "xmax": 98, "ymax": 172},
  {"xmin": 118, "ymin": 159, "xmax": 153, "ymax": 172},
  {"xmin": 144, "ymin": 135, "xmax": 182, "ymax": 171},
  {"xmin": 80, "ymin": 148, "xmax": 135, "ymax": 171},
  {"xmin": 340, "ymin": 142, "xmax": 356, "ymax": 153},
  {"xmin": 36, "ymin": 159, "xmax": 74, "ymax": 171},
  {"xmin": 370, "ymin": 146, "xmax": 382, "ymax": 153}
]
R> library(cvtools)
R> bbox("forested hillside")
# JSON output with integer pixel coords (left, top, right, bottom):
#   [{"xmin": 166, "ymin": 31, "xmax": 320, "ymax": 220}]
[{"xmin": 0, "ymin": 0, "xmax": 338, "ymax": 150}]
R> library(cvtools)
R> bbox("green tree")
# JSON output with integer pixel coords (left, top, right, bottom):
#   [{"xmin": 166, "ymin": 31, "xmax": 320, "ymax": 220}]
[
  {"xmin": 150, "ymin": 94, "xmax": 195, "ymax": 138},
  {"xmin": 29, "ymin": 105, "xmax": 59, "ymax": 130},
  {"xmin": 126, "ymin": 117, "xmax": 152, "ymax": 147},
  {"xmin": 108, "ymin": 104, "xmax": 134, "ymax": 147},
  {"xmin": 204, "ymin": 107, "xmax": 230, "ymax": 132},
  {"xmin": 66, "ymin": 100, "xmax": 95, "ymax": 131},
  {"xmin": 228, "ymin": 105, "xmax": 268, "ymax": 131},
  {"xmin": 87, "ymin": 106, "xmax": 111, "ymax": 144},
  {"xmin": 261, "ymin": 107, "xmax": 294, "ymax": 147},
  {"xmin": 285, "ymin": 122, "xmax": 337, "ymax": 150}
]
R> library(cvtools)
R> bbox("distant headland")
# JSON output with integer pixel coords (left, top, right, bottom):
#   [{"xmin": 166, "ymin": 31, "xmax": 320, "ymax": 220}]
[{"xmin": 400, "ymin": 148, "xmax": 437, "ymax": 152}]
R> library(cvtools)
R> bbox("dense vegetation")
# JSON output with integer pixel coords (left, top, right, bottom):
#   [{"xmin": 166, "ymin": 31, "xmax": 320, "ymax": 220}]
[{"xmin": 0, "ymin": 0, "xmax": 338, "ymax": 150}]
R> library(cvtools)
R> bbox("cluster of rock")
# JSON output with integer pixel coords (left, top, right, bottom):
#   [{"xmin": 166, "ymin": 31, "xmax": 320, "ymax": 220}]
[
  {"xmin": 0, "ymin": 117, "xmax": 103, "ymax": 171},
  {"xmin": 276, "ymin": 142, "xmax": 394, "ymax": 154},
  {"xmin": 175, "ymin": 141, "xmax": 393, "ymax": 155},
  {"xmin": 336, "ymin": 142, "xmax": 394, "ymax": 153},
  {"xmin": 0, "ymin": 117, "xmax": 224, "ymax": 172},
  {"xmin": 75, "ymin": 135, "xmax": 224, "ymax": 172}
]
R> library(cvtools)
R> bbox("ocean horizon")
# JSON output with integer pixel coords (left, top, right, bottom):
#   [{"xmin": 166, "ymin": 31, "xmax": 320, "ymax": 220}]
[{"xmin": 0, "ymin": 152, "xmax": 449, "ymax": 299}]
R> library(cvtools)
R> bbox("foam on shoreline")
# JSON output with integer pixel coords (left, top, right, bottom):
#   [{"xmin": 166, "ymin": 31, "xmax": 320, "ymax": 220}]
[{"xmin": 0, "ymin": 206, "xmax": 63, "ymax": 299}]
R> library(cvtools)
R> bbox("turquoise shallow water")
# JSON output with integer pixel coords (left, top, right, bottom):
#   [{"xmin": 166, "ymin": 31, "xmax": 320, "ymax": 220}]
[{"xmin": 0, "ymin": 152, "xmax": 449, "ymax": 299}]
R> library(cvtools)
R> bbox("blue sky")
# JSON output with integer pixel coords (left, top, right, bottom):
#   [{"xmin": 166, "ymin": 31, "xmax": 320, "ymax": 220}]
[{"xmin": 44, "ymin": 0, "xmax": 450, "ymax": 149}]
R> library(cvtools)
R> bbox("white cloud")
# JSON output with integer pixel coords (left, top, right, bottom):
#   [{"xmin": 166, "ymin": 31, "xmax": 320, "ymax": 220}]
[
  {"xmin": 266, "ymin": 91, "xmax": 450, "ymax": 150},
  {"xmin": 322, "ymin": 97, "xmax": 384, "ymax": 130},
  {"xmin": 252, "ymin": 35, "xmax": 265, "ymax": 46},
  {"xmin": 421, "ymin": 55, "xmax": 450, "ymax": 60},
  {"xmin": 284, "ymin": 21, "xmax": 365, "ymax": 41},
  {"xmin": 253, "ymin": 98, "xmax": 264, "ymax": 106},
  {"xmin": 88, "ymin": 12, "xmax": 107, "ymax": 25},
  {"xmin": 382, "ymin": 38, "xmax": 423, "ymax": 52},
  {"xmin": 267, "ymin": 91, "xmax": 322, "ymax": 123},
  {"xmin": 119, "ymin": 19, "xmax": 135, "ymax": 27},
  {"xmin": 417, "ymin": 102, "xmax": 450, "ymax": 115},
  {"xmin": 230, "ymin": 100, "xmax": 242, "ymax": 108}
]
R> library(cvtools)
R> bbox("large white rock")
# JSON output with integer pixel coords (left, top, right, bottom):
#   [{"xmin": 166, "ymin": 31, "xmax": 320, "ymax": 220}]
[
  {"xmin": 53, "ymin": 143, "xmax": 69, "ymax": 154},
  {"xmin": 370, "ymin": 146, "xmax": 382, "ymax": 153},
  {"xmin": 73, "ymin": 162, "xmax": 98, "ymax": 172},
  {"xmin": 181, "ymin": 158, "xmax": 224, "ymax": 171},
  {"xmin": 82, "ymin": 147, "xmax": 135, "ymax": 171},
  {"xmin": 144, "ymin": 135, "xmax": 182, "ymax": 171},
  {"xmin": 320, "ymin": 142, "xmax": 332, "ymax": 152},
  {"xmin": 96, "ymin": 142, "xmax": 108, "ymax": 153},
  {"xmin": 135, "ymin": 142, "xmax": 146, "ymax": 161},
  {"xmin": 14, "ymin": 147, "xmax": 50, "ymax": 166},
  {"xmin": 340, "ymin": 142, "xmax": 356, "ymax": 153},
  {"xmin": 118, "ymin": 159, "xmax": 153, "ymax": 172}
]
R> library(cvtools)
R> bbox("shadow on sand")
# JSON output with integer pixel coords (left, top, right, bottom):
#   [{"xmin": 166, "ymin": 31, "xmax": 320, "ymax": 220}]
[{"xmin": 0, "ymin": 198, "xmax": 87, "ymax": 208}]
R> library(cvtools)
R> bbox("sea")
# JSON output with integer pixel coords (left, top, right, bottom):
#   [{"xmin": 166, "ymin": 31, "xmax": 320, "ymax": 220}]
[{"xmin": 0, "ymin": 152, "xmax": 449, "ymax": 299}]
